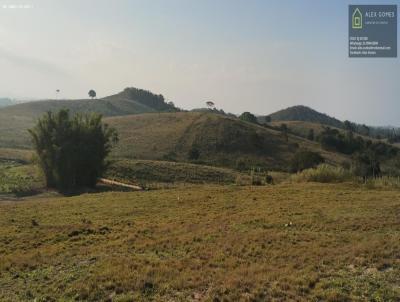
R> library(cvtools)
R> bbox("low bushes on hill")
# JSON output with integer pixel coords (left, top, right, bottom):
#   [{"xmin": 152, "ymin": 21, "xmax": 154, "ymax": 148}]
[
  {"xmin": 364, "ymin": 176, "xmax": 400, "ymax": 189},
  {"xmin": 290, "ymin": 150, "xmax": 324, "ymax": 172},
  {"xmin": 106, "ymin": 159, "xmax": 245, "ymax": 186},
  {"xmin": 291, "ymin": 164, "xmax": 353, "ymax": 183}
]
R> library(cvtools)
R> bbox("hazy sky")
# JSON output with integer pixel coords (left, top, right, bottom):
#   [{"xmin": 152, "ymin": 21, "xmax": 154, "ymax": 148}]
[{"xmin": 0, "ymin": 0, "xmax": 399, "ymax": 125}]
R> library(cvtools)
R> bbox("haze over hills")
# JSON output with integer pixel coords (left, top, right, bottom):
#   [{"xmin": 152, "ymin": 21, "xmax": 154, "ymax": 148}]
[
  {"xmin": 0, "ymin": 98, "xmax": 13, "ymax": 108},
  {"xmin": 0, "ymin": 87, "xmax": 177, "ymax": 119},
  {"xmin": 261, "ymin": 105, "xmax": 400, "ymax": 140},
  {"xmin": 0, "ymin": 86, "xmax": 396, "ymax": 170}
]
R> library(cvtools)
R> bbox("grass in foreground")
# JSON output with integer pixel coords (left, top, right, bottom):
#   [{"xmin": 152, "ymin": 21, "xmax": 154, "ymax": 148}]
[{"xmin": 0, "ymin": 183, "xmax": 399, "ymax": 301}]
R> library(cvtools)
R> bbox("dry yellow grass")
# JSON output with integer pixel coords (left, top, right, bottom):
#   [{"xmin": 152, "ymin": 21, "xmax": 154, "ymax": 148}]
[{"xmin": 1, "ymin": 183, "xmax": 399, "ymax": 301}]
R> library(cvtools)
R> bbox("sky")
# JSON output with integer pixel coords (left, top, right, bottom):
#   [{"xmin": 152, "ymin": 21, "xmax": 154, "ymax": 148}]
[{"xmin": 0, "ymin": 0, "xmax": 399, "ymax": 126}]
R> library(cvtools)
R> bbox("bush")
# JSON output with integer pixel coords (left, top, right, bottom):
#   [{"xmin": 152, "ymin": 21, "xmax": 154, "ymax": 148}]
[
  {"xmin": 0, "ymin": 168, "xmax": 33, "ymax": 193},
  {"xmin": 239, "ymin": 112, "xmax": 258, "ymax": 124},
  {"xmin": 290, "ymin": 150, "xmax": 324, "ymax": 172},
  {"xmin": 29, "ymin": 110, "xmax": 118, "ymax": 192},
  {"xmin": 188, "ymin": 146, "xmax": 200, "ymax": 160},
  {"xmin": 291, "ymin": 164, "xmax": 353, "ymax": 183},
  {"xmin": 364, "ymin": 176, "xmax": 400, "ymax": 189}
]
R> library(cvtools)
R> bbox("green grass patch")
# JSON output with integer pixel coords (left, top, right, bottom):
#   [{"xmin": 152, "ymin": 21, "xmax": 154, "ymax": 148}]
[{"xmin": 0, "ymin": 161, "xmax": 43, "ymax": 194}]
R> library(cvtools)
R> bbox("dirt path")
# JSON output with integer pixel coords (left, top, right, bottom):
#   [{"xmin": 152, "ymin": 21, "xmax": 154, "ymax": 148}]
[{"xmin": 99, "ymin": 178, "xmax": 143, "ymax": 191}]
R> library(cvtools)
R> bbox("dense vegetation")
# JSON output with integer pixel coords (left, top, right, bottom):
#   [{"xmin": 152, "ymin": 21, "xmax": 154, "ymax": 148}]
[
  {"xmin": 239, "ymin": 111, "xmax": 258, "ymax": 124},
  {"xmin": 115, "ymin": 87, "xmax": 177, "ymax": 112},
  {"xmin": 290, "ymin": 150, "xmax": 324, "ymax": 172},
  {"xmin": 29, "ymin": 110, "xmax": 118, "ymax": 192},
  {"xmin": 317, "ymin": 127, "xmax": 398, "ymax": 177}
]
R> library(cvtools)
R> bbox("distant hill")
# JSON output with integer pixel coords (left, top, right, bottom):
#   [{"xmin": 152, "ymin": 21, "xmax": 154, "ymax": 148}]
[
  {"xmin": 0, "ymin": 87, "xmax": 177, "ymax": 119},
  {"xmin": 0, "ymin": 87, "xmax": 178, "ymax": 149},
  {"xmin": 262, "ymin": 105, "xmax": 399, "ymax": 141},
  {"xmin": 262, "ymin": 105, "xmax": 343, "ymax": 129},
  {"xmin": 0, "ymin": 98, "xmax": 13, "ymax": 108}
]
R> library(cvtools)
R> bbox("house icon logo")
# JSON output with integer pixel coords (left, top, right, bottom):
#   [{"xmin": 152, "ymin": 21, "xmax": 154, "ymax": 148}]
[{"xmin": 352, "ymin": 8, "xmax": 363, "ymax": 29}]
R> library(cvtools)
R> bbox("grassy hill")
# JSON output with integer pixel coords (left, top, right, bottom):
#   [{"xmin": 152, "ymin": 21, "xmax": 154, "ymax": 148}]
[
  {"xmin": 0, "ymin": 108, "xmax": 349, "ymax": 171},
  {"xmin": 1, "ymin": 183, "xmax": 399, "ymax": 301},
  {"xmin": 0, "ymin": 87, "xmax": 177, "ymax": 149},
  {"xmin": 106, "ymin": 112, "xmax": 349, "ymax": 170},
  {"xmin": 0, "ymin": 87, "xmax": 176, "ymax": 119},
  {"xmin": 262, "ymin": 105, "xmax": 343, "ymax": 128}
]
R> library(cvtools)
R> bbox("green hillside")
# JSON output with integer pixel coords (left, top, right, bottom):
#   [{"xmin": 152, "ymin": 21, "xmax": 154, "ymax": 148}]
[
  {"xmin": 0, "ymin": 87, "xmax": 176, "ymax": 119},
  {"xmin": 263, "ymin": 105, "xmax": 343, "ymax": 128},
  {"xmin": 270, "ymin": 120, "xmax": 376, "ymax": 142},
  {"xmin": 106, "ymin": 112, "xmax": 348, "ymax": 170},
  {"xmin": 0, "ymin": 87, "xmax": 177, "ymax": 149}
]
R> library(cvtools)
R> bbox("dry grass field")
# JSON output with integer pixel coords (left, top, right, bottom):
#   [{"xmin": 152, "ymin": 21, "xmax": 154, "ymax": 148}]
[{"xmin": 1, "ymin": 183, "xmax": 399, "ymax": 301}]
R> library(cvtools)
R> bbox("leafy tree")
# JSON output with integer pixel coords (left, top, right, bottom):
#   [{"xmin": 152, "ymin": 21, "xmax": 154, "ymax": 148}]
[
  {"xmin": 121, "ymin": 87, "xmax": 177, "ymax": 111},
  {"xmin": 307, "ymin": 129, "xmax": 314, "ymax": 141},
  {"xmin": 352, "ymin": 150, "xmax": 381, "ymax": 179},
  {"xmin": 290, "ymin": 150, "xmax": 324, "ymax": 172},
  {"xmin": 29, "ymin": 110, "xmax": 118, "ymax": 192},
  {"xmin": 344, "ymin": 120, "xmax": 356, "ymax": 133},
  {"xmin": 88, "ymin": 90, "xmax": 96, "ymax": 99},
  {"xmin": 263, "ymin": 116, "xmax": 271, "ymax": 123},
  {"xmin": 188, "ymin": 146, "xmax": 200, "ymax": 160},
  {"xmin": 206, "ymin": 101, "xmax": 215, "ymax": 110},
  {"xmin": 280, "ymin": 123, "xmax": 289, "ymax": 142},
  {"xmin": 239, "ymin": 112, "xmax": 258, "ymax": 124},
  {"xmin": 360, "ymin": 124, "xmax": 370, "ymax": 136}
]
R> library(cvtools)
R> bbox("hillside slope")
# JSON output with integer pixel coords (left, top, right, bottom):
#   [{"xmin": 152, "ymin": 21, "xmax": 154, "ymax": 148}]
[
  {"xmin": 0, "ymin": 87, "xmax": 177, "ymax": 149},
  {"xmin": 106, "ymin": 112, "xmax": 348, "ymax": 170},
  {"xmin": 263, "ymin": 105, "xmax": 343, "ymax": 128}
]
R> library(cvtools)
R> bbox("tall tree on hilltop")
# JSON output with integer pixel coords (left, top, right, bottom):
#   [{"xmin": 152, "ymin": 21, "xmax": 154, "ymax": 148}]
[{"xmin": 88, "ymin": 90, "xmax": 96, "ymax": 99}]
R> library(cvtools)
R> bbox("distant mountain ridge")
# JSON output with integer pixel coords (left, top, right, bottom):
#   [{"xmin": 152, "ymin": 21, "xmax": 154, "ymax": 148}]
[
  {"xmin": 263, "ymin": 105, "xmax": 343, "ymax": 129},
  {"xmin": 0, "ymin": 87, "xmax": 178, "ymax": 119},
  {"xmin": 0, "ymin": 98, "xmax": 13, "ymax": 108}
]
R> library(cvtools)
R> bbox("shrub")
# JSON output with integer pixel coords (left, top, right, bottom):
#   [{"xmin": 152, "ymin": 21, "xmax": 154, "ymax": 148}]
[
  {"xmin": 29, "ymin": 110, "xmax": 118, "ymax": 192},
  {"xmin": 291, "ymin": 164, "xmax": 353, "ymax": 183},
  {"xmin": 0, "ymin": 168, "xmax": 33, "ymax": 193},
  {"xmin": 239, "ymin": 112, "xmax": 258, "ymax": 124},
  {"xmin": 307, "ymin": 129, "xmax": 314, "ymax": 141},
  {"xmin": 363, "ymin": 176, "xmax": 400, "ymax": 189},
  {"xmin": 290, "ymin": 150, "xmax": 324, "ymax": 172},
  {"xmin": 188, "ymin": 146, "xmax": 200, "ymax": 160}
]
